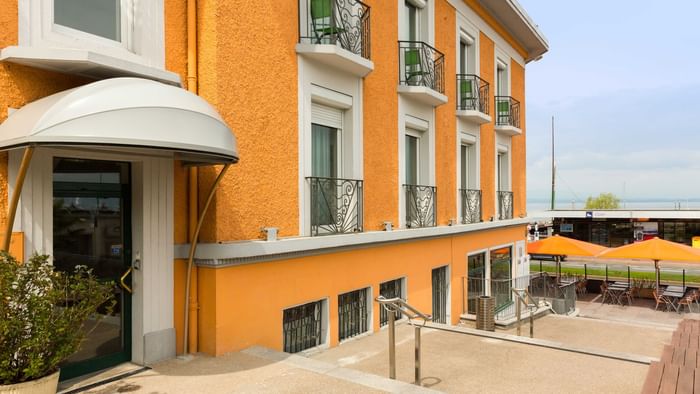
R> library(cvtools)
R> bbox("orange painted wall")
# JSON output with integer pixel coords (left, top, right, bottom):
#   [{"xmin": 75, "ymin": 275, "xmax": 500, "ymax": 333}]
[
  {"xmin": 478, "ymin": 33, "xmax": 496, "ymax": 220},
  {"xmin": 434, "ymin": 0, "xmax": 457, "ymax": 225},
  {"xmin": 195, "ymin": 0, "xmax": 300, "ymax": 242},
  {"xmin": 0, "ymin": 1, "xmax": 91, "ymax": 237},
  {"xmin": 510, "ymin": 60, "xmax": 526, "ymax": 217},
  {"xmin": 196, "ymin": 225, "xmax": 525, "ymax": 355},
  {"xmin": 361, "ymin": 0, "xmax": 400, "ymax": 230}
]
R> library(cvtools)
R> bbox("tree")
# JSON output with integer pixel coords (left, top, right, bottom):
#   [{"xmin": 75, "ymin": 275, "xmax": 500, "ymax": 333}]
[{"xmin": 584, "ymin": 193, "xmax": 620, "ymax": 209}]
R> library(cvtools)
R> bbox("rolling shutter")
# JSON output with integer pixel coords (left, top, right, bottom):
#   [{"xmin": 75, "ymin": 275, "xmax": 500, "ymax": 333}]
[{"xmin": 311, "ymin": 103, "xmax": 343, "ymax": 129}]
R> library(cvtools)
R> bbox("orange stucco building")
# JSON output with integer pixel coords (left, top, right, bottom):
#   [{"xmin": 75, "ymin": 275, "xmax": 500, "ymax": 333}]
[{"xmin": 0, "ymin": 0, "xmax": 546, "ymax": 378}]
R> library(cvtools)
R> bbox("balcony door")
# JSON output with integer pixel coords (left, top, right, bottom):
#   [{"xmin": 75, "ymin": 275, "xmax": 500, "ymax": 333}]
[{"xmin": 405, "ymin": 134, "xmax": 419, "ymax": 185}]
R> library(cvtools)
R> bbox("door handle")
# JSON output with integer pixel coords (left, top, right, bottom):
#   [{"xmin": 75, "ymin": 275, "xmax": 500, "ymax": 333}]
[{"xmin": 120, "ymin": 266, "xmax": 133, "ymax": 294}]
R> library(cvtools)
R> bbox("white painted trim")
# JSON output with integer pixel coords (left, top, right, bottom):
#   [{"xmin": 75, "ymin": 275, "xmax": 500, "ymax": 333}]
[
  {"xmin": 461, "ymin": 133, "xmax": 477, "ymax": 145},
  {"xmin": 497, "ymin": 143, "xmax": 508, "ymax": 153},
  {"xmin": 396, "ymin": 85, "xmax": 449, "ymax": 106},
  {"xmin": 405, "ymin": 114, "xmax": 429, "ymax": 131},
  {"xmin": 456, "ymin": 15, "xmax": 480, "ymax": 76},
  {"xmin": 8, "ymin": 146, "xmax": 175, "ymax": 366},
  {"xmin": 446, "ymin": 0, "xmax": 526, "ymax": 66},
  {"xmin": 0, "ymin": 46, "xmax": 181, "ymax": 85},
  {"xmin": 18, "ymin": 0, "xmax": 166, "ymax": 70},
  {"xmin": 174, "ymin": 219, "xmax": 530, "ymax": 263},
  {"xmin": 311, "ymin": 85, "xmax": 353, "ymax": 109}
]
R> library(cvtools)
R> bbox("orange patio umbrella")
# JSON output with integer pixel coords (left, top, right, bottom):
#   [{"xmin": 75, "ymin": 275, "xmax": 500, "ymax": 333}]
[
  {"xmin": 596, "ymin": 237, "xmax": 700, "ymax": 290},
  {"xmin": 527, "ymin": 235, "xmax": 608, "ymax": 281}
]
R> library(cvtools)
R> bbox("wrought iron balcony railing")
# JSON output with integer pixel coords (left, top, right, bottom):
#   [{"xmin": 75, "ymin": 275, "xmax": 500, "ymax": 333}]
[
  {"xmin": 308, "ymin": 177, "xmax": 363, "ymax": 236},
  {"xmin": 498, "ymin": 190, "xmax": 513, "ymax": 220},
  {"xmin": 299, "ymin": 0, "xmax": 371, "ymax": 60},
  {"xmin": 404, "ymin": 184, "xmax": 437, "ymax": 228},
  {"xmin": 456, "ymin": 74, "xmax": 489, "ymax": 114},
  {"xmin": 460, "ymin": 189, "xmax": 482, "ymax": 224},
  {"xmin": 495, "ymin": 96, "xmax": 520, "ymax": 128},
  {"xmin": 398, "ymin": 41, "xmax": 445, "ymax": 94}
]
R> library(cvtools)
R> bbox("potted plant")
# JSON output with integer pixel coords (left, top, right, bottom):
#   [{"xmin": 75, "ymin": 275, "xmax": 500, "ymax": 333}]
[
  {"xmin": 0, "ymin": 252, "xmax": 114, "ymax": 394},
  {"xmin": 633, "ymin": 279, "xmax": 656, "ymax": 299}
]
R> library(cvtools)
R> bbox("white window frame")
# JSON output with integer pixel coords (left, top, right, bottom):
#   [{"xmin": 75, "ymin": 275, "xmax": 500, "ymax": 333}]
[
  {"xmin": 19, "ymin": 0, "xmax": 165, "ymax": 67},
  {"xmin": 400, "ymin": 0, "xmax": 433, "ymax": 43},
  {"xmin": 404, "ymin": 132, "xmax": 421, "ymax": 185}
]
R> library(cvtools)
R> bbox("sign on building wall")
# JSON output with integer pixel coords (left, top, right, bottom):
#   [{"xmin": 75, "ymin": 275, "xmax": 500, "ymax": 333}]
[{"xmin": 560, "ymin": 223, "xmax": 574, "ymax": 233}]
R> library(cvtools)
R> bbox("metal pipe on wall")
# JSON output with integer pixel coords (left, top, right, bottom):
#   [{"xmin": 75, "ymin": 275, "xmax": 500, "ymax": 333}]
[
  {"xmin": 183, "ymin": 0, "xmax": 200, "ymax": 356},
  {"xmin": 2, "ymin": 146, "xmax": 34, "ymax": 252}
]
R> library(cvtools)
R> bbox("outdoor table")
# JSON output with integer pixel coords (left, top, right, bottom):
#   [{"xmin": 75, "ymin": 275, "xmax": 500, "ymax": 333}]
[
  {"xmin": 606, "ymin": 283, "xmax": 629, "ymax": 305},
  {"xmin": 663, "ymin": 289, "xmax": 687, "ymax": 313}
]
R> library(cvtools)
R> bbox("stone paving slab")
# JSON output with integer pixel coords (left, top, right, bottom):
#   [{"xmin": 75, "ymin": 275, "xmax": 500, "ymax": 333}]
[
  {"xmin": 312, "ymin": 323, "xmax": 650, "ymax": 393},
  {"xmin": 67, "ymin": 348, "xmax": 436, "ymax": 394}
]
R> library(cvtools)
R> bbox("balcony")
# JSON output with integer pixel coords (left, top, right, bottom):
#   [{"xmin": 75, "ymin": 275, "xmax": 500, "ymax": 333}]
[
  {"xmin": 456, "ymin": 75, "xmax": 491, "ymax": 124},
  {"xmin": 308, "ymin": 177, "xmax": 363, "ymax": 236},
  {"xmin": 404, "ymin": 184, "xmax": 437, "ymax": 228},
  {"xmin": 397, "ymin": 41, "xmax": 447, "ymax": 106},
  {"xmin": 297, "ymin": 0, "xmax": 373, "ymax": 77},
  {"xmin": 497, "ymin": 190, "xmax": 513, "ymax": 220},
  {"xmin": 494, "ymin": 96, "xmax": 521, "ymax": 135},
  {"xmin": 460, "ymin": 189, "xmax": 482, "ymax": 224}
]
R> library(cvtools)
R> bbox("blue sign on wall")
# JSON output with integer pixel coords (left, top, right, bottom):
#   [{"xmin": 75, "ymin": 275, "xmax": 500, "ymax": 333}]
[{"xmin": 585, "ymin": 211, "xmax": 593, "ymax": 218}]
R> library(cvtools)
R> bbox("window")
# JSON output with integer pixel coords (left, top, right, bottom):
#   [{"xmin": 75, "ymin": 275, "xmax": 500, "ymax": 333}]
[
  {"xmin": 283, "ymin": 300, "xmax": 325, "ymax": 353},
  {"xmin": 405, "ymin": 1, "xmax": 418, "ymax": 41},
  {"xmin": 379, "ymin": 278, "xmax": 405, "ymax": 326},
  {"xmin": 490, "ymin": 246, "xmax": 512, "ymax": 310},
  {"xmin": 54, "ymin": 0, "xmax": 123, "ymax": 42},
  {"xmin": 18, "ymin": 0, "xmax": 166, "ymax": 71},
  {"xmin": 467, "ymin": 253, "xmax": 486, "ymax": 314},
  {"xmin": 312, "ymin": 123, "xmax": 340, "ymax": 178},
  {"xmin": 497, "ymin": 150, "xmax": 509, "ymax": 191},
  {"xmin": 496, "ymin": 61, "xmax": 508, "ymax": 96},
  {"xmin": 338, "ymin": 288, "xmax": 370, "ymax": 341},
  {"xmin": 432, "ymin": 266, "xmax": 448, "ymax": 324},
  {"xmin": 405, "ymin": 135, "xmax": 419, "ymax": 185},
  {"xmin": 460, "ymin": 143, "xmax": 473, "ymax": 189},
  {"xmin": 459, "ymin": 33, "xmax": 475, "ymax": 75}
]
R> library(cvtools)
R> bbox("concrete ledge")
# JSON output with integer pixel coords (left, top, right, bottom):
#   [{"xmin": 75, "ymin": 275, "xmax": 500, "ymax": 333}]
[
  {"xmin": 242, "ymin": 346, "xmax": 438, "ymax": 393},
  {"xmin": 424, "ymin": 322, "xmax": 658, "ymax": 365},
  {"xmin": 143, "ymin": 328, "xmax": 176, "ymax": 365},
  {"xmin": 296, "ymin": 43, "xmax": 374, "ymax": 77},
  {"xmin": 174, "ymin": 218, "xmax": 530, "ymax": 267},
  {"xmin": 397, "ymin": 85, "xmax": 448, "ymax": 106}
]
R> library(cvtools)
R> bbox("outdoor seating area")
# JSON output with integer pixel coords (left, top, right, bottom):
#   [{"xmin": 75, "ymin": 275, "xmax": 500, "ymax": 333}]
[{"xmin": 596, "ymin": 280, "xmax": 700, "ymax": 313}]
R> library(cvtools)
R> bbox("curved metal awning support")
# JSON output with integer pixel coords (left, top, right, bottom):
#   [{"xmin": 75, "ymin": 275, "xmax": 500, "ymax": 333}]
[{"xmin": 0, "ymin": 77, "xmax": 239, "ymax": 251}]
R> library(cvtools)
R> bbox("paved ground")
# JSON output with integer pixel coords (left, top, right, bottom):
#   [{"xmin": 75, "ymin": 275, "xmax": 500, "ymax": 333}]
[
  {"xmin": 59, "ymin": 348, "xmax": 433, "ymax": 394},
  {"xmin": 311, "ymin": 322, "xmax": 651, "ymax": 393}
]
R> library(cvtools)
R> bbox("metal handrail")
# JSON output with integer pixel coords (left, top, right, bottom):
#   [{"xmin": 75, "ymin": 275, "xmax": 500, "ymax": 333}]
[
  {"xmin": 512, "ymin": 288, "xmax": 537, "ymax": 338},
  {"xmin": 376, "ymin": 296, "xmax": 431, "ymax": 323},
  {"xmin": 376, "ymin": 296, "xmax": 431, "ymax": 385}
]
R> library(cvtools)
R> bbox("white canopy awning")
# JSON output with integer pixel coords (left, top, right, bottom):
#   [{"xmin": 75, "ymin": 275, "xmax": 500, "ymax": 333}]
[{"xmin": 0, "ymin": 77, "xmax": 238, "ymax": 165}]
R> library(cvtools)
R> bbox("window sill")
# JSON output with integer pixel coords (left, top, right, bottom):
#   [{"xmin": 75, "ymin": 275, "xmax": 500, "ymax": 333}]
[{"xmin": 0, "ymin": 46, "xmax": 181, "ymax": 86}]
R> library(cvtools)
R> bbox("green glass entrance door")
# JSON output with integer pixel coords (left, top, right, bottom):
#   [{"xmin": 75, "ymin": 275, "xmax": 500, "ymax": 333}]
[{"xmin": 52, "ymin": 158, "xmax": 132, "ymax": 380}]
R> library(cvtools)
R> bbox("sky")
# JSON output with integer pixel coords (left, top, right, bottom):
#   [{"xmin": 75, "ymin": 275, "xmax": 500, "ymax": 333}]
[{"xmin": 518, "ymin": 1, "xmax": 700, "ymax": 204}]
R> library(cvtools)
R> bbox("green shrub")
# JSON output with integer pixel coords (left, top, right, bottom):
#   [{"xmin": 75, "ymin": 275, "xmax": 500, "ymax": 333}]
[{"xmin": 0, "ymin": 252, "xmax": 115, "ymax": 384}]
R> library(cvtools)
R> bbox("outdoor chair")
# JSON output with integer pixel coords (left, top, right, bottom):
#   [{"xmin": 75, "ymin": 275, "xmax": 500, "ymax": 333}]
[
  {"xmin": 404, "ymin": 48, "xmax": 424, "ymax": 86},
  {"xmin": 678, "ymin": 294, "xmax": 695, "ymax": 313},
  {"xmin": 459, "ymin": 79, "xmax": 476, "ymax": 110},
  {"xmin": 310, "ymin": 0, "xmax": 344, "ymax": 44},
  {"xmin": 575, "ymin": 280, "xmax": 588, "ymax": 296},
  {"xmin": 600, "ymin": 282, "xmax": 610, "ymax": 304},
  {"xmin": 653, "ymin": 290, "xmax": 673, "ymax": 312},
  {"xmin": 497, "ymin": 99, "xmax": 511, "ymax": 125},
  {"xmin": 621, "ymin": 289, "xmax": 634, "ymax": 306}
]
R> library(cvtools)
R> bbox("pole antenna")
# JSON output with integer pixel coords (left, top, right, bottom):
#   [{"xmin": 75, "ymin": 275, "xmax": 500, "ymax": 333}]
[{"xmin": 550, "ymin": 116, "xmax": 556, "ymax": 210}]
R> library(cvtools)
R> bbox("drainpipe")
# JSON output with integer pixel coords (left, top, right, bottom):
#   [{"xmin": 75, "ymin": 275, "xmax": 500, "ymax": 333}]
[
  {"xmin": 2, "ymin": 146, "xmax": 34, "ymax": 252},
  {"xmin": 183, "ymin": 0, "xmax": 199, "ymax": 356}
]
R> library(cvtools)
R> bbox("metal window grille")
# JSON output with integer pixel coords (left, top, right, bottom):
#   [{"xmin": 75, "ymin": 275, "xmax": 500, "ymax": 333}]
[
  {"xmin": 460, "ymin": 188, "xmax": 482, "ymax": 224},
  {"xmin": 298, "ymin": 0, "xmax": 371, "ymax": 60},
  {"xmin": 308, "ymin": 177, "xmax": 363, "ymax": 236},
  {"xmin": 338, "ymin": 288, "xmax": 369, "ymax": 341},
  {"xmin": 283, "ymin": 300, "xmax": 323, "ymax": 353},
  {"xmin": 498, "ymin": 190, "xmax": 513, "ymax": 220},
  {"xmin": 456, "ymin": 74, "xmax": 489, "ymax": 114},
  {"xmin": 404, "ymin": 184, "xmax": 437, "ymax": 228},
  {"xmin": 398, "ymin": 41, "xmax": 445, "ymax": 93},
  {"xmin": 432, "ymin": 266, "xmax": 448, "ymax": 324},
  {"xmin": 379, "ymin": 279, "xmax": 403, "ymax": 326}
]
